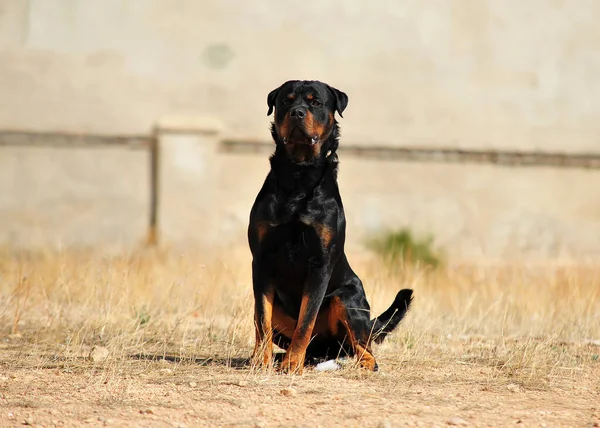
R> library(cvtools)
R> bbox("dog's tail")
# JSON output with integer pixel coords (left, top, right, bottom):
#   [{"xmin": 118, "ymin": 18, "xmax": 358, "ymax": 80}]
[{"xmin": 369, "ymin": 289, "xmax": 413, "ymax": 344}]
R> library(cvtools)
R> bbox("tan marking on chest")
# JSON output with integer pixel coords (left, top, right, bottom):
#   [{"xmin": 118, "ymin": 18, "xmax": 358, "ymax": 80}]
[{"xmin": 299, "ymin": 217, "xmax": 333, "ymax": 247}]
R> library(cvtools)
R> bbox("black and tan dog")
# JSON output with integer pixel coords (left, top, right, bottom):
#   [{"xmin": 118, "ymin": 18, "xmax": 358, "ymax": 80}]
[{"xmin": 248, "ymin": 80, "xmax": 413, "ymax": 374}]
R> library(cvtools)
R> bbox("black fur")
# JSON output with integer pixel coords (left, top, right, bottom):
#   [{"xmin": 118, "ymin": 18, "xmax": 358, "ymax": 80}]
[{"xmin": 248, "ymin": 80, "xmax": 413, "ymax": 373}]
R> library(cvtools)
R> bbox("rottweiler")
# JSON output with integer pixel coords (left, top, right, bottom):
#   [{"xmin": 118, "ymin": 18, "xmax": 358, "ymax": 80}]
[{"xmin": 247, "ymin": 79, "xmax": 413, "ymax": 374}]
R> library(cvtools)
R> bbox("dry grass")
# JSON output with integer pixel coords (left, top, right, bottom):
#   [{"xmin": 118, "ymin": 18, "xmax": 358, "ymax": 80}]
[{"xmin": 1, "ymin": 246, "xmax": 599, "ymax": 427}]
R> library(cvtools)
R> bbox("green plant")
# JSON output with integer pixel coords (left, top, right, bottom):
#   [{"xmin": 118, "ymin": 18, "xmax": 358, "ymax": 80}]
[
  {"xmin": 134, "ymin": 305, "xmax": 151, "ymax": 327},
  {"xmin": 368, "ymin": 228, "xmax": 442, "ymax": 269}
]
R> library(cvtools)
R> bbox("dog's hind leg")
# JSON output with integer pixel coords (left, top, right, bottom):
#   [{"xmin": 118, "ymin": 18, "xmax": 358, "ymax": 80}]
[{"xmin": 324, "ymin": 294, "xmax": 379, "ymax": 371}]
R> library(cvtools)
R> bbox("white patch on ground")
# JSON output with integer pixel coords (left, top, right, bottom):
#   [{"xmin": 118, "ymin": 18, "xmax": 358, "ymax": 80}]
[{"xmin": 314, "ymin": 359, "xmax": 342, "ymax": 372}]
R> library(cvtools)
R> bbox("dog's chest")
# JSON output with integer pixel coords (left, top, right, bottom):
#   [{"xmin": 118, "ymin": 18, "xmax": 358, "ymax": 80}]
[
  {"xmin": 269, "ymin": 225, "xmax": 326, "ymax": 299},
  {"xmin": 268, "ymin": 190, "xmax": 323, "ymax": 226}
]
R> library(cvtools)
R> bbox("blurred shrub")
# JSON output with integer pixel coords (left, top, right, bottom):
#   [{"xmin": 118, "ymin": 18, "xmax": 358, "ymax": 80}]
[{"xmin": 368, "ymin": 228, "xmax": 443, "ymax": 269}]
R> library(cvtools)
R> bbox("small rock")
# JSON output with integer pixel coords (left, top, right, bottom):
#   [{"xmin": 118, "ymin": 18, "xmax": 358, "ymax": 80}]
[
  {"xmin": 7, "ymin": 412, "xmax": 14, "ymax": 419},
  {"xmin": 85, "ymin": 417, "xmax": 95, "ymax": 423},
  {"xmin": 172, "ymin": 423, "xmax": 187, "ymax": 428},
  {"xmin": 507, "ymin": 383, "xmax": 521, "ymax": 393},
  {"xmin": 189, "ymin": 382, "xmax": 197, "ymax": 388},
  {"xmin": 140, "ymin": 408, "xmax": 154, "ymax": 415},
  {"xmin": 229, "ymin": 399, "xmax": 244, "ymax": 408},
  {"xmin": 378, "ymin": 420, "xmax": 392, "ymax": 428},
  {"xmin": 159, "ymin": 368, "xmax": 173, "ymax": 374},
  {"xmin": 447, "ymin": 417, "xmax": 469, "ymax": 426},
  {"xmin": 280, "ymin": 388, "xmax": 297, "ymax": 397},
  {"xmin": 254, "ymin": 420, "xmax": 267, "ymax": 428},
  {"xmin": 237, "ymin": 380, "xmax": 248, "ymax": 387},
  {"xmin": 97, "ymin": 416, "xmax": 106, "ymax": 422},
  {"xmin": 89, "ymin": 346, "xmax": 109, "ymax": 362},
  {"xmin": 23, "ymin": 417, "xmax": 35, "ymax": 426}
]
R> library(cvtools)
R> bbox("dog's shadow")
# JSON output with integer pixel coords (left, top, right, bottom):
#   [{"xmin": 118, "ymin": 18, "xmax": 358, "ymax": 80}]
[
  {"xmin": 129, "ymin": 352, "xmax": 325, "ymax": 370},
  {"xmin": 129, "ymin": 353, "xmax": 253, "ymax": 369}
]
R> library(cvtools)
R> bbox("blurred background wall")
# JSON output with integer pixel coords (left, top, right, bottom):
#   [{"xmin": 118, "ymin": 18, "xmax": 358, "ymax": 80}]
[{"xmin": 1, "ymin": 0, "xmax": 599, "ymax": 260}]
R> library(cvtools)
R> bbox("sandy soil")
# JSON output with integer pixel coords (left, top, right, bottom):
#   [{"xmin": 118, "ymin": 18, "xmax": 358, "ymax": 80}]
[{"xmin": 1, "ymin": 337, "xmax": 598, "ymax": 428}]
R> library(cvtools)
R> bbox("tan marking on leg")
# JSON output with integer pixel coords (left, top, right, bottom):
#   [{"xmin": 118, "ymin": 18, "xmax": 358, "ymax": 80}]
[
  {"xmin": 314, "ymin": 296, "xmax": 345, "ymax": 336},
  {"xmin": 355, "ymin": 343, "xmax": 377, "ymax": 371},
  {"xmin": 339, "ymin": 314, "xmax": 378, "ymax": 371},
  {"xmin": 280, "ymin": 293, "xmax": 318, "ymax": 374},
  {"xmin": 252, "ymin": 289, "xmax": 275, "ymax": 369},
  {"xmin": 272, "ymin": 302, "xmax": 297, "ymax": 339}
]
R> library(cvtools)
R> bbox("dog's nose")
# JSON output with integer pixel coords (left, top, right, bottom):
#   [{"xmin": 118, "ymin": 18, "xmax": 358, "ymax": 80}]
[{"xmin": 290, "ymin": 107, "xmax": 306, "ymax": 120}]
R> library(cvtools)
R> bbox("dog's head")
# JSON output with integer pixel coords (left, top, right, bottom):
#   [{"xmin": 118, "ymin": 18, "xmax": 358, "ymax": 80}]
[{"xmin": 266, "ymin": 80, "xmax": 348, "ymax": 164}]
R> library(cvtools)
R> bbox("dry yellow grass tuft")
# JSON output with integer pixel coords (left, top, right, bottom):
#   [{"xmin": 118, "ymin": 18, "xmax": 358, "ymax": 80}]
[{"xmin": 0, "ymin": 246, "xmax": 599, "ymax": 426}]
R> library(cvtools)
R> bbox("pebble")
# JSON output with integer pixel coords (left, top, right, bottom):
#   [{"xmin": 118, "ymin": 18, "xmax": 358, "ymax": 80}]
[
  {"xmin": 280, "ymin": 388, "xmax": 297, "ymax": 397},
  {"xmin": 89, "ymin": 346, "xmax": 110, "ymax": 362},
  {"xmin": 447, "ymin": 417, "xmax": 469, "ymax": 426},
  {"xmin": 506, "ymin": 383, "xmax": 521, "ymax": 393}
]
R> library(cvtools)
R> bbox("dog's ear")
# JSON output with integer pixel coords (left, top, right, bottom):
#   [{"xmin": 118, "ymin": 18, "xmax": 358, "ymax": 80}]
[
  {"xmin": 266, "ymin": 86, "xmax": 281, "ymax": 116},
  {"xmin": 326, "ymin": 85, "xmax": 348, "ymax": 118}
]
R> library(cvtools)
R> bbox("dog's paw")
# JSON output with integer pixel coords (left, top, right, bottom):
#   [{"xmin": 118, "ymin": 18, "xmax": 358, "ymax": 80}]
[{"xmin": 279, "ymin": 353, "xmax": 304, "ymax": 375}]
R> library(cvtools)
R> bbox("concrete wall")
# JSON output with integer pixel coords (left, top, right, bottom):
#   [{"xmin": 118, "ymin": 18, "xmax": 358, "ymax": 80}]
[
  {"xmin": 1, "ymin": 0, "xmax": 600, "ymax": 152},
  {"xmin": 2, "ymin": 132, "xmax": 599, "ymax": 261},
  {"xmin": 0, "ymin": 144, "xmax": 149, "ymax": 250},
  {"xmin": 1, "ymin": 1, "xmax": 600, "ymax": 260}
]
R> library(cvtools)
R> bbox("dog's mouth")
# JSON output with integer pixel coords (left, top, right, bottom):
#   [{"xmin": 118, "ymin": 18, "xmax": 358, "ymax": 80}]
[{"xmin": 283, "ymin": 126, "xmax": 319, "ymax": 146}]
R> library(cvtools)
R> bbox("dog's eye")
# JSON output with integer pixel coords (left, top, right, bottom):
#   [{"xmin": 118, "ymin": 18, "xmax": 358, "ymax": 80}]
[
  {"xmin": 283, "ymin": 99, "xmax": 291, "ymax": 106},
  {"xmin": 311, "ymin": 100, "xmax": 321, "ymax": 107}
]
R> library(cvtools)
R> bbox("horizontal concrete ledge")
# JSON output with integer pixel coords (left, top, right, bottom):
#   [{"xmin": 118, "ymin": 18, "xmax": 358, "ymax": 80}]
[
  {"xmin": 220, "ymin": 139, "xmax": 600, "ymax": 170},
  {"xmin": 2, "ymin": 129, "xmax": 600, "ymax": 170},
  {"xmin": 0, "ymin": 130, "xmax": 151, "ymax": 149}
]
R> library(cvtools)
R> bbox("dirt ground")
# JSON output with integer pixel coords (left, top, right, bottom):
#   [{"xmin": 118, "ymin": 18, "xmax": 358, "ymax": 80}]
[
  {"xmin": 1, "ymin": 249, "xmax": 599, "ymax": 427},
  {"xmin": 1, "ymin": 339, "xmax": 599, "ymax": 428}
]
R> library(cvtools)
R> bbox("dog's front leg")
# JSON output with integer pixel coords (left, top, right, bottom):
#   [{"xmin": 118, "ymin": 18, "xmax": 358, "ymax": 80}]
[
  {"xmin": 280, "ymin": 266, "xmax": 331, "ymax": 374},
  {"xmin": 251, "ymin": 259, "xmax": 275, "ymax": 370}
]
